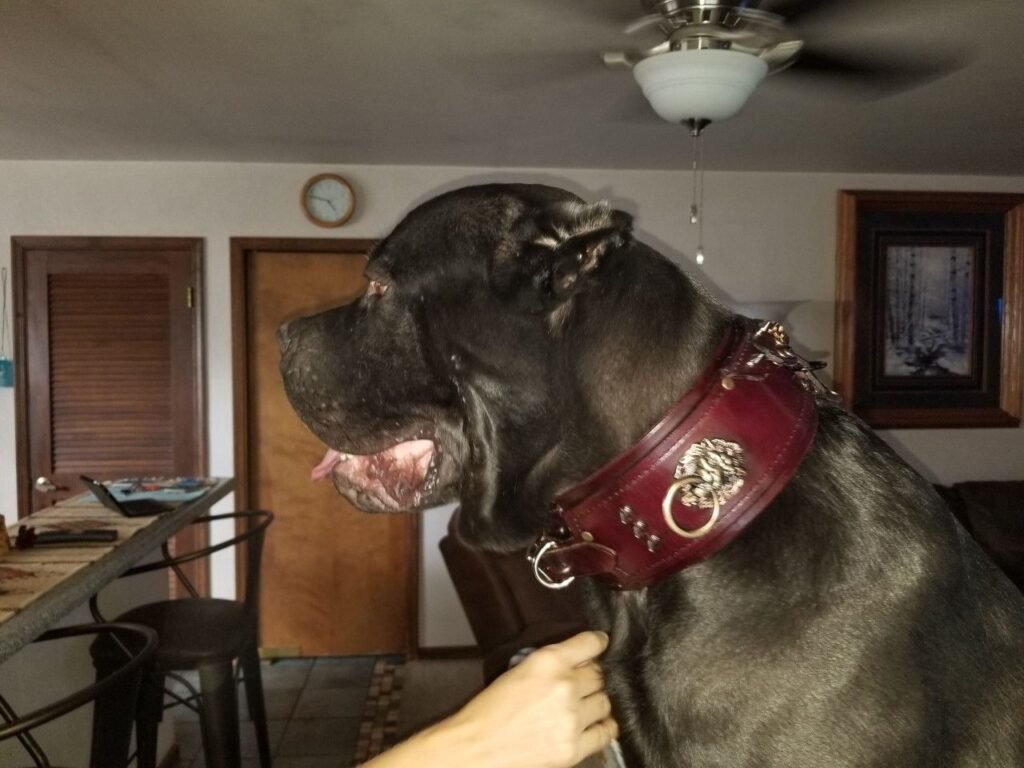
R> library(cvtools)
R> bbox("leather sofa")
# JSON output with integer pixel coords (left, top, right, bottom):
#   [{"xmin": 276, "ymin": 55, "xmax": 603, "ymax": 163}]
[{"xmin": 936, "ymin": 481, "xmax": 1024, "ymax": 592}]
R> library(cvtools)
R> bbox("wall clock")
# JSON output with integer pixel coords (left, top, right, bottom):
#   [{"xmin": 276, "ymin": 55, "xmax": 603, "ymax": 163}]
[{"xmin": 301, "ymin": 173, "xmax": 355, "ymax": 228}]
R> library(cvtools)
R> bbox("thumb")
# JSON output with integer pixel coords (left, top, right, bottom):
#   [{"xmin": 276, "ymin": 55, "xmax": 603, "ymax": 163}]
[{"xmin": 545, "ymin": 631, "xmax": 609, "ymax": 667}]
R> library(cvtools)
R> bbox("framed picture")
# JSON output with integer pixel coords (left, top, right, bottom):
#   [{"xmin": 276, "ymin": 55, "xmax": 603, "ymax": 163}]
[{"xmin": 834, "ymin": 191, "xmax": 1023, "ymax": 428}]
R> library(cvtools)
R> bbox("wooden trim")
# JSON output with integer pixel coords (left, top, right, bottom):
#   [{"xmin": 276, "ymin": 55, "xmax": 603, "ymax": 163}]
[
  {"xmin": 12, "ymin": 239, "xmax": 31, "ymax": 521},
  {"xmin": 10, "ymin": 236, "xmax": 204, "ymax": 251},
  {"xmin": 185, "ymin": 240, "xmax": 209, "ymax": 592},
  {"xmin": 230, "ymin": 241, "xmax": 251, "ymax": 513},
  {"xmin": 230, "ymin": 237, "xmax": 423, "ymax": 654},
  {"xmin": 829, "ymin": 190, "xmax": 1024, "ymax": 214},
  {"xmin": 1002, "ymin": 204, "xmax": 1024, "ymax": 422},
  {"xmin": 833, "ymin": 191, "xmax": 858, "ymax": 407},
  {"xmin": 190, "ymin": 244, "xmax": 208, "ymax": 476},
  {"xmin": 407, "ymin": 512, "xmax": 421, "ymax": 661}
]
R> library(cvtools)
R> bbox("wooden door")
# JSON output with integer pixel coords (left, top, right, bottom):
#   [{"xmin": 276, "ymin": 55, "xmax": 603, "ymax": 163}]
[
  {"xmin": 12, "ymin": 237, "xmax": 207, "ymax": 586},
  {"xmin": 232, "ymin": 239, "xmax": 417, "ymax": 657}
]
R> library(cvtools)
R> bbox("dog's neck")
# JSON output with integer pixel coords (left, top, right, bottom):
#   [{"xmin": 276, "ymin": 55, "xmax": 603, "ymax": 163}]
[{"xmin": 567, "ymin": 248, "xmax": 733, "ymax": 462}]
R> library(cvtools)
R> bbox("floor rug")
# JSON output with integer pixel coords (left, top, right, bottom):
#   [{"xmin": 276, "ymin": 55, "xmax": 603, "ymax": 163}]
[{"xmin": 352, "ymin": 657, "xmax": 405, "ymax": 764}]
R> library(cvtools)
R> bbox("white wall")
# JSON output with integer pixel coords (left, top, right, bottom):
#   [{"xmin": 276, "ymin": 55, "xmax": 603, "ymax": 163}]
[{"xmin": 1, "ymin": 161, "xmax": 1022, "ymax": 652}]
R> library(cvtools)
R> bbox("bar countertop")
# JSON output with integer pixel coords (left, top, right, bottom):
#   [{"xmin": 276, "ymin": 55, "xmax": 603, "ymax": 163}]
[{"xmin": 0, "ymin": 477, "xmax": 234, "ymax": 664}]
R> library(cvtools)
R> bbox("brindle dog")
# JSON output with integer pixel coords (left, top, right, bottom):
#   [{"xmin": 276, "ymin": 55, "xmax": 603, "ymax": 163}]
[{"xmin": 279, "ymin": 183, "xmax": 1024, "ymax": 767}]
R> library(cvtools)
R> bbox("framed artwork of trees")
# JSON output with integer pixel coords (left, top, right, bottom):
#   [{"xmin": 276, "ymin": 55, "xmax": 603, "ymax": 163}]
[{"xmin": 834, "ymin": 191, "xmax": 1023, "ymax": 428}]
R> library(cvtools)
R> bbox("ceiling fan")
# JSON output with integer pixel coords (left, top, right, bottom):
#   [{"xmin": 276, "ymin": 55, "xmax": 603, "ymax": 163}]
[
  {"xmin": 598, "ymin": 0, "xmax": 958, "ymax": 130},
  {"xmin": 573, "ymin": 0, "xmax": 961, "ymax": 265}
]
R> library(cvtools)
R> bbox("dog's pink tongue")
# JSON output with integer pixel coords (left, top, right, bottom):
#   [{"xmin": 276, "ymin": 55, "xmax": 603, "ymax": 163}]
[{"xmin": 311, "ymin": 449, "xmax": 342, "ymax": 482}]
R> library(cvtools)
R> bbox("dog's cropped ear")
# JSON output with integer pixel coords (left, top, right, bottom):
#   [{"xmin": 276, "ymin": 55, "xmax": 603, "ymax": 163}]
[
  {"xmin": 548, "ymin": 210, "xmax": 632, "ymax": 298},
  {"xmin": 491, "ymin": 200, "xmax": 633, "ymax": 309}
]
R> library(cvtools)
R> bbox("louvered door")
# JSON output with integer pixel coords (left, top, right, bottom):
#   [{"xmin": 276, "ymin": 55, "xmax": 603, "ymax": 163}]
[{"xmin": 13, "ymin": 238, "xmax": 204, "ymax": 517}]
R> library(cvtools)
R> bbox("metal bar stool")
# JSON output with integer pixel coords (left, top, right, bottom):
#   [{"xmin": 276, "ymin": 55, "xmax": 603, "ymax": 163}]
[
  {"xmin": 0, "ymin": 622, "xmax": 158, "ymax": 768},
  {"xmin": 90, "ymin": 510, "xmax": 273, "ymax": 768}
]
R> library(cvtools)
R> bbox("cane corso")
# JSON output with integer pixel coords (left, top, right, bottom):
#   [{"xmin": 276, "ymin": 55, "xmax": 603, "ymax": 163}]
[{"xmin": 279, "ymin": 184, "xmax": 1024, "ymax": 767}]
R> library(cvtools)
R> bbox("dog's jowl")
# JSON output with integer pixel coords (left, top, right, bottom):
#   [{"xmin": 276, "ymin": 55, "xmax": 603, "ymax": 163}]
[{"xmin": 279, "ymin": 184, "xmax": 1024, "ymax": 768}]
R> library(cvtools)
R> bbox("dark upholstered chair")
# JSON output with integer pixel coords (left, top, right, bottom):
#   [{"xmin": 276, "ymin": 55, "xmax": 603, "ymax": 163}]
[
  {"xmin": 90, "ymin": 510, "xmax": 273, "ymax": 768},
  {"xmin": 0, "ymin": 622, "xmax": 157, "ymax": 768},
  {"xmin": 940, "ymin": 481, "xmax": 1024, "ymax": 592},
  {"xmin": 438, "ymin": 509, "xmax": 588, "ymax": 683}
]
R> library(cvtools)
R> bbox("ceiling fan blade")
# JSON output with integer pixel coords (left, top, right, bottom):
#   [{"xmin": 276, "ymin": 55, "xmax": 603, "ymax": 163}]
[
  {"xmin": 763, "ymin": 0, "xmax": 838, "ymax": 24},
  {"xmin": 624, "ymin": 13, "xmax": 665, "ymax": 35},
  {"xmin": 569, "ymin": 0, "xmax": 648, "ymax": 27},
  {"xmin": 785, "ymin": 45, "xmax": 967, "ymax": 95}
]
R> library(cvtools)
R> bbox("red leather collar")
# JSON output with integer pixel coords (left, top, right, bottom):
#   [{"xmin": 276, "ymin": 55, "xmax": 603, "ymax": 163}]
[{"xmin": 529, "ymin": 319, "xmax": 824, "ymax": 591}]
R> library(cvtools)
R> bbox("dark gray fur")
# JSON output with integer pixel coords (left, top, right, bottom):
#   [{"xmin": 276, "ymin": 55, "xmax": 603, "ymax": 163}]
[{"xmin": 279, "ymin": 184, "xmax": 1024, "ymax": 767}]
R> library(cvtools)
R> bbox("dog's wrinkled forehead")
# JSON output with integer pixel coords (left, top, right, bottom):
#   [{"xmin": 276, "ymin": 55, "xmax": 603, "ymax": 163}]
[
  {"xmin": 532, "ymin": 200, "xmax": 617, "ymax": 246},
  {"xmin": 367, "ymin": 185, "xmax": 630, "ymax": 292},
  {"xmin": 367, "ymin": 188, "xmax": 528, "ymax": 277},
  {"xmin": 497, "ymin": 199, "xmax": 622, "ymax": 261}
]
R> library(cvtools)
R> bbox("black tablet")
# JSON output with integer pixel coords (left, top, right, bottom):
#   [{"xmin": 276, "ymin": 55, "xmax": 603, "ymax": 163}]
[{"xmin": 79, "ymin": 476, "xmax": 176, "ymax": 517}]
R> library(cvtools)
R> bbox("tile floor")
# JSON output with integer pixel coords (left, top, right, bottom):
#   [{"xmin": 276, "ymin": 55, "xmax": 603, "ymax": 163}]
[{"xmin": 175, "ymin": 656, "xmax": 378, "ymax": 768}]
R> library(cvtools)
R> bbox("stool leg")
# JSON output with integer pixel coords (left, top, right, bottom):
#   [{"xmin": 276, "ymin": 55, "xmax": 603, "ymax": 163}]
[
  {"xmin": 198, "ymin": 661, "xmax": 242, "ymax": 768},
  {"xmin": 135, "ymin": 670, "xmax": 166, "ymax": 768},
  {"xmin": 89, "ymin": 653, "xmax": 144, "ymax": 768},
  {"xmin": 240, "ymin": 643, "xmax": 272, "ymax": 768}
]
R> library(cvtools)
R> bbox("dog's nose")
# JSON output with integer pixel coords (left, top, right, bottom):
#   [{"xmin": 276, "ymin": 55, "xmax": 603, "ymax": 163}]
[{"xmin": 277, "ymin": 321, "xmax": 295, "ymax": 353}]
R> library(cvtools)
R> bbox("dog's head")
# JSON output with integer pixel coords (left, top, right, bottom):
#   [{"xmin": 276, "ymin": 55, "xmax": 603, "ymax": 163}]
[{"xmin": 279, "ymin": 183, "xmax": 726, "ymax": 550}]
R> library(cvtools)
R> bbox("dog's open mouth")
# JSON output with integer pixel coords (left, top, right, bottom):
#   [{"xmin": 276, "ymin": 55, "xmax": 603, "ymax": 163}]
[{"xmin": 311, "ymin": 439, "xmax": 438, "ymax": 513}]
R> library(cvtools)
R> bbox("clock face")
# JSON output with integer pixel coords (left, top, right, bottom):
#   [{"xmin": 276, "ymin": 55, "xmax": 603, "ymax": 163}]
[{"xmin": 302, "ymin": 175, "xmax": 354, "ymax": 227}]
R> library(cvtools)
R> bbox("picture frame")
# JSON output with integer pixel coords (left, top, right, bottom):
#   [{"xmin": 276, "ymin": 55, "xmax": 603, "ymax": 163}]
[{"xmin": 834, "ymin": 191, "xmax": 1023, "ymax": 428}]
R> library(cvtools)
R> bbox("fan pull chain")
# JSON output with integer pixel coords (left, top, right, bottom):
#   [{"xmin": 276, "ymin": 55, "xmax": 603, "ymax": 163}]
[
  {"xmin": 689, "ymin": 123, "xmax": 706, "ymax": 265},
  {"xmin": 690, "ymin": 131, "xmax": 700, "ymax": 226}
]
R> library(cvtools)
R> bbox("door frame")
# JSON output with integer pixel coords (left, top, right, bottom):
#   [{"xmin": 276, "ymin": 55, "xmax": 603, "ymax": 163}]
[
  {"xmin": 230, "ymin": 237, "xmax": 420, "ymax": 655},
  {"xmin": 12, "ymin": 236, "xmax": 207, "ymax": 520}
]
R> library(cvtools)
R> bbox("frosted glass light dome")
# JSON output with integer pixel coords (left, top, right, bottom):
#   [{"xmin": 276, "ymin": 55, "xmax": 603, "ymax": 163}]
[{"xmin": 633, "ymin": 48, "xmax": 769, "ymax": 124}]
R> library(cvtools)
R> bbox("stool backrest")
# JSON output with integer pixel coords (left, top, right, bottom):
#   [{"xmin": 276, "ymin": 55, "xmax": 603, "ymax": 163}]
[
  {"xmin": 0, "ymin": 622, "xmax": 157, "ymax": 766},
  {"xmin": 120, "ymin": 510, "xmax": 274, "ymax": 610}
]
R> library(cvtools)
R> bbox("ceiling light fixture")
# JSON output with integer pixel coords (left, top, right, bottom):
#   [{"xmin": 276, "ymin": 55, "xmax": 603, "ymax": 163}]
[
  {"xmin": 632, "ymin": 48, "xmax": 769, "ymax": 125},
  {"xmin": 632, "ymin": 49, "xmax": 768, "ymax": 267}
]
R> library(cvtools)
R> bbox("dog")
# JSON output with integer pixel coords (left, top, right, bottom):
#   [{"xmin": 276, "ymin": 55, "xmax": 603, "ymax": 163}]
[{"xmin": 278, "ymin": 183, "xmax": 1024, "ymax": 767}]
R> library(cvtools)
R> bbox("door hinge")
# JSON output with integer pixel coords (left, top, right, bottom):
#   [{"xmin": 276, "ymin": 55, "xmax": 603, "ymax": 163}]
[{"xmin": 186, "ymin": 286, "xmax": 194, "ymax": 308}]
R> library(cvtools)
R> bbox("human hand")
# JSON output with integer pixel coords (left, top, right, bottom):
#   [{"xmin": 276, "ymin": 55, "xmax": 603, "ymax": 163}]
[
  {"xmin": 362, "ymin": 631, "xmax": 617, "ymax": 768},
  {"xmin": 441, "ymin": 630, "xmax": 618, "ymax": 768}
]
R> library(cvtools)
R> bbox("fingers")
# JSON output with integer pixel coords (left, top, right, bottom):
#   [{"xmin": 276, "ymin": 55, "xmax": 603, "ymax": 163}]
[
  {"xmin": 546, "ymin": 630, "xmax": 609, "ymax": 667},
  {"xmin": 573, "ymin": 661, "xmax": 604, "ymax": 698},
  {"xmin": 579, "ymin": 690, "xmax": 613, "ymax": 729},
  {"xmin": 575, "ymin": 716, "xmax": 619, "ymax": 762}
]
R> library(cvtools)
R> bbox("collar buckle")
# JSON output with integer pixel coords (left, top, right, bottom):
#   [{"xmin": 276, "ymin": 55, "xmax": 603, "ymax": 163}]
[{"xmin": 527, "ymin": 538, "xmax": 576, "ymax": 590}]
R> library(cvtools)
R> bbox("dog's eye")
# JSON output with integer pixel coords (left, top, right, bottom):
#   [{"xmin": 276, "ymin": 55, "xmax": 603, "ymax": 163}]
[{"xmin": 366, "ymin": 280, "xmax": 389, "ymax": 298}]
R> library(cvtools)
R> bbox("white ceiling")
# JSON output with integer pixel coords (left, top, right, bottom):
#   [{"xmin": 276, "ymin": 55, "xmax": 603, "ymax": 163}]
[{"xmin": 1, "ymin": 0, "xmax": 1022, "ymax": 174}]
